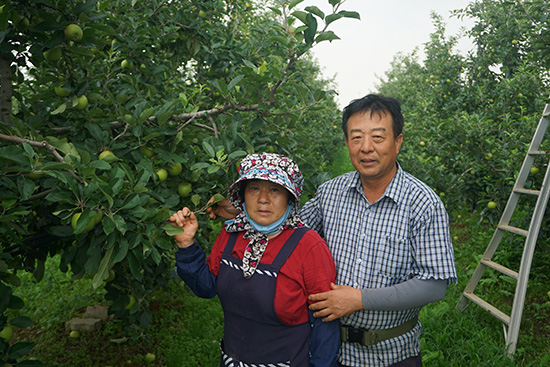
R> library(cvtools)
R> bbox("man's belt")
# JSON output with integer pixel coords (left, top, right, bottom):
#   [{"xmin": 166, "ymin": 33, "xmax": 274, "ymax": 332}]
[{"xmin": 340, "ymin": 316, "xmax": 419, "ymax": 346}]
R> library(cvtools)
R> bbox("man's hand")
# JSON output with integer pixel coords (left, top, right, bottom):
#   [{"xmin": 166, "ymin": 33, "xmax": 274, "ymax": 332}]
[
  {"xmin": 206, "ymin": 197, "xmax": 241, "ymax": 220},
  {"xmin": 308, "ymin": 283, "xmax": 363, "ymax": 322}
]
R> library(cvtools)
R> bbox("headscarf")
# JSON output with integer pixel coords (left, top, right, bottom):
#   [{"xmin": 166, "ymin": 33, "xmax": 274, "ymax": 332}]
[{"xmin": 225, "ymin": 152, "xmax": 304, "ymax": 279}]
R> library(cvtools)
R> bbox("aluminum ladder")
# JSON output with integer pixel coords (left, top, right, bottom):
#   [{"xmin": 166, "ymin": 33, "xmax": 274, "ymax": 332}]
[{"xmin": 456, "ymin": 103, "xmax": 550, "ymax": 356}]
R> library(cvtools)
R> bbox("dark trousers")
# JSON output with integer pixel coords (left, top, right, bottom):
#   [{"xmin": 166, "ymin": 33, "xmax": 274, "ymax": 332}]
[{"xmin": 338, "ymin": 353, "xmax": 422, "ymax": 367}]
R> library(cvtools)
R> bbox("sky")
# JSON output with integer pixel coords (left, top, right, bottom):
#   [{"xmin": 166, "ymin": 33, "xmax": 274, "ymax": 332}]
[{"xmin": 299, "ymin": 0, "xmax": 476, "ymax": 108}]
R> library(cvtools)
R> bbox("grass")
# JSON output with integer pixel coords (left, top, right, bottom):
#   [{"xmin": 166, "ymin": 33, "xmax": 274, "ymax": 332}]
[{"xmin": 7, "ymin": 211, "xmax": 550, "ymax": 366}]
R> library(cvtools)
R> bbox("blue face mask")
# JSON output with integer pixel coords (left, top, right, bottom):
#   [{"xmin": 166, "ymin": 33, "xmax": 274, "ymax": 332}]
[{"xmin": 243, "ymin": 203, "xmax": 292, "ymax": 235}]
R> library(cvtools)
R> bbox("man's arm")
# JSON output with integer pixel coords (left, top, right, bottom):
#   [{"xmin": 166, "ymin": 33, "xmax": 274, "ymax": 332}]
[
  {"xmin": 206, "ymin": 198, "xmax": 241, "ymax": 220},
  {"xmin": 309, "ymin": 278, "xmax": 448, "ymax": 322}
]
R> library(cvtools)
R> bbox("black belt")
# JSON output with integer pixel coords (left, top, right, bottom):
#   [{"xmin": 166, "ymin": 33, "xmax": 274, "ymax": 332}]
[{"xmin": 340, "ymin": 316, "xmax": 418, "ymax": 346}]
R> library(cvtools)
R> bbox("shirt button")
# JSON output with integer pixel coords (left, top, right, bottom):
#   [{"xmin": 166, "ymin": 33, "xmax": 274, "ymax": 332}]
[
  {"xmin": 357, "ymin": 258, "xmax": 362, "ymax": 263},
  {"xmin": 354, "ymin": 282, "xmax": 359, "ymax": 288}
]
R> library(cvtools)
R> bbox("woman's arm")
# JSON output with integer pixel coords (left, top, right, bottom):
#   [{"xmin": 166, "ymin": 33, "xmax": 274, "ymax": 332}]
[
  {"xmin": 303, "ymin": 237, "xmax": 339, "ymax": 366},
  {"xmin": 171, "ymin": 207, "xmax": 217, "ymax": 298},
  {"xmin": 175, "ymin": 244, "xmax": 217, "ymax": 299},
  {"xmin": 309, "ymin": 310, "xmax": 339, "ymax": 367}
]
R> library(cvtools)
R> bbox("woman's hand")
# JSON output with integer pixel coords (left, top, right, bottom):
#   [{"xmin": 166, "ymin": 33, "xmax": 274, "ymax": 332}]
[
  {"xmin": 206, "ymin": 197, "xmax": 241, "ymax": 220},
  {"xmin": 169, "ymin": 207, "xmax": 198, "ymax": 248}
]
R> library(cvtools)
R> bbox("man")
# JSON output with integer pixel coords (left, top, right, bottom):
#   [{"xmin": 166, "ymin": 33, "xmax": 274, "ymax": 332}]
[{"xmin": 210, "ymin": 94, "xmax": 457, "ymax": 366}]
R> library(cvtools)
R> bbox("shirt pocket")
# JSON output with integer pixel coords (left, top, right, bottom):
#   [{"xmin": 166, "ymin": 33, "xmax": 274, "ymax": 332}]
[{"xmin": 374, "ymin": 235, "xmax": 411, "ymax": 285}]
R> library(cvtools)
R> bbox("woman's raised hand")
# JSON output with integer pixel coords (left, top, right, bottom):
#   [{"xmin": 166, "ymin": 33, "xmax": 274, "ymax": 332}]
[{"xmin": 169, "ymin": 207, "xmax": 198, "ymax": 248}]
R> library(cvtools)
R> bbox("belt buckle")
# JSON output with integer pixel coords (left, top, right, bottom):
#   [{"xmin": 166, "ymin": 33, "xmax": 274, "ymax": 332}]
[
  {"xmin": 347, "ymin": 327, "xmax": 363, "ymax": 344},
  {"xmin": 362, "ymin": 330, "xmax": 378, "ymax": 346}
]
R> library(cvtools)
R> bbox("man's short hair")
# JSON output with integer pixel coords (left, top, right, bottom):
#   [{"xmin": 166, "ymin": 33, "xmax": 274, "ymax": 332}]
[{"xmin": 341, "ymin": 94, "xmax": 404, "ymax": 139}]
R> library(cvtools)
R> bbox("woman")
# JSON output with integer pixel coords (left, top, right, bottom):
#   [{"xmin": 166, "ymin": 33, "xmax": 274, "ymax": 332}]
[{"xmin": 170, "ymin": 153, "xmax": 339, "ymax": 367}]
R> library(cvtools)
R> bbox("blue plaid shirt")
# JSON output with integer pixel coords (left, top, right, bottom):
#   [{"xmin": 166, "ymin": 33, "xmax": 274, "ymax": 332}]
[{"xmin": 300, "ymin": 163, "xmax": 457, "ymax": 366}]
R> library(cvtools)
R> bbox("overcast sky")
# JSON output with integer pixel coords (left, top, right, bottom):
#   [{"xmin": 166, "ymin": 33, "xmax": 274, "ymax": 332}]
[{"xmin": 299, "ymin": 0, "xmax": 476, "ymax": 107}]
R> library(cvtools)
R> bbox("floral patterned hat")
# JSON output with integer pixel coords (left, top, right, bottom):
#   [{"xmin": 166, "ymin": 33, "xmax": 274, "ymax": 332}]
[{"xmin": 227, "ymin": 152, "xmax": 304, "ymax": 210}]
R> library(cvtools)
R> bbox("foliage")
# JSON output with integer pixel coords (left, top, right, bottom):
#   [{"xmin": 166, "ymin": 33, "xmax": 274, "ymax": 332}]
[
  {"xmin": 0, "ymin": 0, "xmax": 360, "ymax": 364},
  {"xmin": 377, "ymin": 2, "xmax": 550, "ymax": 216}
]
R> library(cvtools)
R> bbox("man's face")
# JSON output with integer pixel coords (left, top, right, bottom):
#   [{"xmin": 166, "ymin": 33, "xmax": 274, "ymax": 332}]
[{"xmin": 345, "ymin": 110, "xmax": 403, "ymax": 185}]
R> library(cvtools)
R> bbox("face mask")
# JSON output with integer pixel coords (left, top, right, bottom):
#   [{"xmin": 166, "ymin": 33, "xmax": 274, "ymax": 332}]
[{"xmin": 243, "ymin": 203, "xmax": 292, "ymax": 235}]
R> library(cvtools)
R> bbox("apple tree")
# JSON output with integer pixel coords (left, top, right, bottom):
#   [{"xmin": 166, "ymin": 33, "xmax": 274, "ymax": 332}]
[
  {"xmin": 377, "ymin": 1, "xmax": 550, "ymax": 215},
  {"xmin": 0, "ymin": 0, "xmax": 359, "ymax": 363}
]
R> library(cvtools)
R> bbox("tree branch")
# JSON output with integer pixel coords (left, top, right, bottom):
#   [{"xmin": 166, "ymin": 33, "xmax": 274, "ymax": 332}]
[{"xmin": 0, "ymin": 133, "xmax": 81, "ymax": 182}]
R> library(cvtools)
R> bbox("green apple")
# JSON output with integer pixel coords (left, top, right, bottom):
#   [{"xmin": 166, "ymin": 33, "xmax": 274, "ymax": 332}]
[
  {"xmin": 168, "ymin": 162, "xmax": 182, "ymax": 176},
  {"xmin": 145, "ymin": 353, "xmax": 156, "ymax": 363},
  {"xmin": 125, "ymin": 295, "xmax": 136, "ymax": 310},
  {"xmin": 156, "ymin": 168, "xmax": 168, "ymax": 181},
  {"xmin": 76, "ymin": 95, "xmax": 88, "ymax": 110},
  {"xmin": 178, "ymin": 182, "xmax": 192, "ymax": 197},
  {"xmin": 121, "ymin": 59, "xmax": 132, "ymax": 70},
  {"xmin": 55, "ymin": 86, "xmax": 70, "ymax": 97},
  {"xmin": 27, "ymin": 162, "xmax": 45, "ymax": 180},
  {"xmin": 105, "ymin": 269, "xmax": 115, "ymax": 283},
  {"xmin": 530, "ymin": 166, "xmax": 539, "ymax": 175},
  {"xmin": 65, "ymin": 24, "xmax": 83, "ymax": 42},
  {"xmin": 419, "ymin": 141, "xmax": 426, "ymax": 147},
  {"xmin": 71, "ymin": 212, "xmax": 96, "ymax": 232},
  {"xmin": 69, "ymin": 330, "xmax": 80, "ymax": 339},
  {"xmin": 141, "ymin": 146, "xmax": 154, "ymax": 158},
  {"xmin": 43, "ymin": 46, "xmax": 62, "ymax": 62},
  {"xmin": 487, "ymin": 201, "xmax": 497, "ymax": 209},
  {"xmin": 93, "ymin": 211, "xmax": 103, "ymax": 225},
  {"xmin": 0, "ymin": 325, "xmax": 13, "ymax": 342}
]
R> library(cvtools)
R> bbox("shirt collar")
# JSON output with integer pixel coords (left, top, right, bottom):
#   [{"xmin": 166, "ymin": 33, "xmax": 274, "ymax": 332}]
[{"xmin": 346, "ymin": 162, "xmax": 404, "ymax": 205}]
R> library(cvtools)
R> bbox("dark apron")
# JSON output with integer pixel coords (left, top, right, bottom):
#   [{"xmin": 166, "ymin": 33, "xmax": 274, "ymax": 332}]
[{"xmin": 217, "ymin": 228, "xmax": 311, "ymax": 367}]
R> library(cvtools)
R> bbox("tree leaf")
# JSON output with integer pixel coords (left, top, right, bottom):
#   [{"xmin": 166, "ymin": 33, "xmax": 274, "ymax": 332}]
[
  {"xmin": 339, "ymin": 10, "xmax": 361, "ymax": 20},
  {"xmin": 315, "ymin": 31, "xmax": 340, "ymax": 43},
  {"xmin": 292, "ymin": 10, "xmax": 308, "ymax": 24},
  {"xmin": 289, "ymin": 0, "xmax": 306, "ymax": 11},
  {"xmin": 202, "ymin": 140, "xmax": 216, "ymax": 157},
  {"xmin": 8, "ymin": 341, "xmax": 35, "ymax": 360},
  {"xmin": 305, "ymin": 6, "xmax": 324, "ymax": 19},
  {"xmin": 325, "ymin": 13, "xmax": 343, "ymax": 25},
  {"xmin": 228, "ymin": 75, "xmax": 244, "ymax": 91},
  {"xmin": 92, "ymin": 246, "xmax": 114, "ymax": 289},
  {"xmin": 51, "ymin": 103, "xmax": 67, "ymax": 115},
  {"xmin": 269, "ymin": 35, "xmax": 288, "ymax": 45},
  {"xmin": 10, "ymin": 316, "xmax": 33, "ymax": 328},
  {"xmin": 163, "ymin": 223, "xmax": 184, "ymax": 236}
]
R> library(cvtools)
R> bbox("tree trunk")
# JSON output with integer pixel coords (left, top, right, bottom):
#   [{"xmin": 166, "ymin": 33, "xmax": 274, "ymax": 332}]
[{"xmin": 0, "ymin": 51, "xmax": 13, "ymax": 125}]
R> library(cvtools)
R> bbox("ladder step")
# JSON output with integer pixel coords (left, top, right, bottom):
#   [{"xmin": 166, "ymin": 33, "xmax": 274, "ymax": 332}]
[
  {"xmin": 513, "ymin": 187, "xmax": 541, "ymax": 196},
  {"xmin": 528, "ymin": 150, "xmax": 550, "ymax": 156},
  {"xmin": 462, "ymin": 292, "xmax": 511, "ymax": 325},
  {"xmin": 480, "ymin": 259, "xmax": 519, "ymax": 279},
  {"xmin": 498, "ymin": 224, "xmax": 528, "ymax": 236}
]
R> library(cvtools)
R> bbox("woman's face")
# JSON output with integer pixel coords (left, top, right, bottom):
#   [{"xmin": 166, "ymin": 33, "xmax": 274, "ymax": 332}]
[{"xmin": 244, "ymin": 180, "xmax": 290, "ymax": 226}]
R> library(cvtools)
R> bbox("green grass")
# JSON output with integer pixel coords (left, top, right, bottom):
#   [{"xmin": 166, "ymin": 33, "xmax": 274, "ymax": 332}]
[{"xmin": 7, "ymin": 211, "xmax": 550, "ymax": 366}]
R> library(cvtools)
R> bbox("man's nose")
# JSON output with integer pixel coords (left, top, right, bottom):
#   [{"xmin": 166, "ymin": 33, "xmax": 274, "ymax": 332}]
[{"xmin": 360, "ymin": 137, "xmax": 373, "ymax": 152}]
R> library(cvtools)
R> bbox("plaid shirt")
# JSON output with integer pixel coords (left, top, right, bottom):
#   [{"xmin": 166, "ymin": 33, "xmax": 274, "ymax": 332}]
[{"xmin": 300, "ymin": 164, "xmax": 457, "ymax": 366}]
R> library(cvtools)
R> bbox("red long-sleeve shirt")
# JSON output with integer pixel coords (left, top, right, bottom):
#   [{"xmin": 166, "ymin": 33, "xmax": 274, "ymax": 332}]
[{"xmin": 206, "ymin": 228, "xmax": 336, "ymax": 324}]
